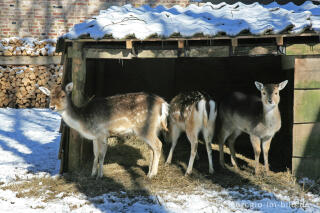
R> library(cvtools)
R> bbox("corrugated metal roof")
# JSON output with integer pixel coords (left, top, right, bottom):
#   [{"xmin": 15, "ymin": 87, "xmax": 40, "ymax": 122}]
[{"xmin": 62, "ymin": 1, "xmax": 320, "ymax": 40}]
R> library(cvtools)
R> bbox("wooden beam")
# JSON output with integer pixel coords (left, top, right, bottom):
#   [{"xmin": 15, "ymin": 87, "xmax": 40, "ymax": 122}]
[
  {"xmin": 84, "ymin": 48, "xmax": 132, "ymax": 59},
  {"xmin": 281, "ymin": 55, "xmax": 295, "ymax": 70},
  {"xmin": 68, "ymin": 42, "xmax": 88, "ymax": 172},
  {"xmin": 276, "ymin": 36, "xmax": 284, "ymax": 46},
  {"xmin": 293, "ymin": 123, "xmax": 320, "ymax": 158},
  {"xmin": 126, "ymin": 40, "xmax": 133, "ymax": 49},
  {"xmin": 60, "ymin": 53, "xmax": 69, "ymax": 87},
  {"xmin": 292, "ymin": 155, "xmax": 320, "ymax": 180},
  {"xmin": 137, "ymin": 49, "xmax": 178, "ymax": 58},
  {"xmin": 233, "ymin": 46, "xmax": 278, "ymax": 56},
  {"xmin": 294, "ymin": 89, "xmax": 320, "ymax": 123},
  {"xmin": 292, "ymin": 157, "xmax": 320, "ymax": 179},
  {"xmin": 59, "ymin": 124, "xmax": 69, "ymax": 174},
  {"xmin": 231, "ymin": 38, "xmax": 238, "ymax": 47},
  {"xmin": 286, "ymin": 43, "xmax": 320, "ymax": 55},
  {"xmin": 183, "ymin": 46, "xmax": 229, "ymax": 57},
  {"xmin": 295, "ymin": 57, "xmax": 320, "ymax": 88},
  {"xmin": 0, "ymin": 56, "xmax": 61, "ymax": 65},
  {"xmin": 178, "ymin": 40, "xmax": 184, "ymax": 49}
]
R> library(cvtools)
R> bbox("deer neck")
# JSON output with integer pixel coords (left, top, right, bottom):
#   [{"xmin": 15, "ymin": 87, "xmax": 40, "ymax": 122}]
[
  {"xmin": 60, "ymin": 96, "xmax": 83, "ymax": 131},
  {"xmin": 262, "ymin": 104, "xmax": 280, "ymax": 125}
]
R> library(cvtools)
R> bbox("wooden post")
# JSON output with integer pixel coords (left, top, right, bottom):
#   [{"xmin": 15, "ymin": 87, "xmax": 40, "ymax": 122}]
[
  {"xmin": 276, "ymin": 36, "xmax": 284, "ymax": 46},
  {"xmin": 58, "ymin": 51, "xmax": 70, "ymax": 174},
  {"xmin": 231, "ymin": 38, "xmax": 238, "ymax": 55},
  {"xmin": 292, "ymin": 56, "xmax": 320, "ymax": 179},
  {"xmin": 178, "ymin": 40, "xmax": 184, "ymax": 49},
  {"xmin": 126, "ymin": 40, "xmax": 133, "ymax": 49},
  {"xmin": 68, "ymin": 41, "xmax": 87, "ymax": 172}
]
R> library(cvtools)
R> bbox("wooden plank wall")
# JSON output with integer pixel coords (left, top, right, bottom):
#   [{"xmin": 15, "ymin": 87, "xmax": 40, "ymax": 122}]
[{"xmin": 292, "ymin": 56, "xmax": 320, "ymax": 179}]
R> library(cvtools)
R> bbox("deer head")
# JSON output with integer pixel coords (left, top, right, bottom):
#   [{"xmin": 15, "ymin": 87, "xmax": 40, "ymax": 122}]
[
  {"xmin": 39, "ymin": 83, "xmax": 73, "ymax": 112},
  {"xmin": 255, "ymin": 80, "xmax": 288, "ymax": 108}
]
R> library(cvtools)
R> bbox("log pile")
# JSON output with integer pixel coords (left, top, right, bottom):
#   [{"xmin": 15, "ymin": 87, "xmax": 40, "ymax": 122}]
[
  {"xmin": 0, "ymin": 37, "xmax": 61, "ymax": 56},
  {"xmin": 0, "ymin": 65, "xmax": 63, "ymax": 108}
]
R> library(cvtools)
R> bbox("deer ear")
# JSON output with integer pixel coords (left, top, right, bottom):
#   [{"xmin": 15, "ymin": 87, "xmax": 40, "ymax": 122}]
[
  {"xmin": 39, "ymin": 87, "xmax": 51, "ymax": 96},
  {"xmin": 255, "ymin": 81, "xmax": 264, "ymax": 91},
  {"xmin": 65, "ymin": 82, "xmax": 73, "ymax": 94},
  {"xmin": 279, "ymin": 80, "xmax": 288, "ymax": 90}
]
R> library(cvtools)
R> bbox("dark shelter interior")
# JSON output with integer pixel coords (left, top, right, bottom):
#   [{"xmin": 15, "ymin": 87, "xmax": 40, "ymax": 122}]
[{"xmin": 84, "ymin": 56, "xmax": 293, "ymax": 172}]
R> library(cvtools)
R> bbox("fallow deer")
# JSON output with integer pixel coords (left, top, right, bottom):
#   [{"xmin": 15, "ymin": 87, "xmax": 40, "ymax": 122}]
[
  {"xmin": 40, "ymin": 83, "xmax": 169, "ymax": 179},
  {"xmin": 217, "ymin": 80, "xmax": 288, "ymax": 174},
  {"xmin": 165, "ymin": 91, "xmax": 217, "ymax": 175}
]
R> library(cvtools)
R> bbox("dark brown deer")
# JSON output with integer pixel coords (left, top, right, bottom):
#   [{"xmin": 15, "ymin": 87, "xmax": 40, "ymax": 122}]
[
  {"xmin": 217, "ymin": 80, "xmax": 288, "ymax": 174},
  {"xmin": 165, "ymin": 91, "xmax": 217, "ymax": 175},
  {"xmin": 40, "ymin": 83, "xmax": 169, "ymax": 179}
]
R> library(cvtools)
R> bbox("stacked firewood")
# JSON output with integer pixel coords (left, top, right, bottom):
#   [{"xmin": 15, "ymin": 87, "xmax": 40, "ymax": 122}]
[
  {"xmin": 0, "ymin": 65, "xmax": 63, "ymax": 108},
  {"xmin": 0, "ymin": 37, "xmax": 61, "ymax": 56}
]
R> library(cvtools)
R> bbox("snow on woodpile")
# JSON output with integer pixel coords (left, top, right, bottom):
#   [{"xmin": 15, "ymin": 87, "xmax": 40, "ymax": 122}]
[
  {"xmin": 62, "ymin": 1, "xmax": 320, "ymax": 40},
  {"xmin": 0, "ymin": 37, "xmax": 60, "ymax": 56}
]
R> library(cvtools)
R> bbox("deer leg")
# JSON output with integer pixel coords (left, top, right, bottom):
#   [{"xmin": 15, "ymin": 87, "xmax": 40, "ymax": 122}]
[
  {"xmin": 250, "ymin": 135, "xmax": 261, "ymax": 174},
  {"xmin": 166, "ymin": 124, "xmax": 181, "ymax": 164},
  {"xmin": 143, "ymin": 135, "xmax": 162, "ymax": 179},
  {"xmin": 152, "ymin": 137, "xmax": 162, "ymax": 178},
  {"xmin": 195, "ymin": 152, "xmax": 200, "ymax": 161},
  {"xmin": 227, "ymin": 130, "xmax": 242, "ymax": 169},
  {"xmin": 185, "ymin": 130, "xmax": 199, "ymax": 175},
  {"xmin": 148, "ymin": 149, "xmax": 154, "ymax": 178},
  {"xmin": 91, "ymin": 139, "xmax": 99, "ymax": 177},
  {"xmin": 218, "ymin": 128, "xmax": 232, "ymax": 169},
  {"xmin": 262, "ymin": 137, "xmax": 272, "ymax": 174},
  {"xmin": 202, "ymin": 129, "xmax": 214, "ymax": 174},
  {"xmin": 97, "ymin": 138, "xmax": 108, "ymax": 179}
]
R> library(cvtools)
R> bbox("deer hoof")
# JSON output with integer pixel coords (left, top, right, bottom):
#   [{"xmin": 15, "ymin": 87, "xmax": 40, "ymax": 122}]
[
  {"xmin": 185, "ymin": 170, "xmax": 192, "ymax": 176},
  {"xmin": 209, "ymin": 168, "xmax": 214, "ymax": 174},
  {"xmin": 220, "ymin": 163, "xmax": 226, "ymax": 169}
]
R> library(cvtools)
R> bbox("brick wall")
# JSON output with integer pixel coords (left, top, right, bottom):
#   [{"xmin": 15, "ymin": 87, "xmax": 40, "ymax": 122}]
[{"xmin": 0, "ymin": 0, "xmax": 192, "ymax": 39}]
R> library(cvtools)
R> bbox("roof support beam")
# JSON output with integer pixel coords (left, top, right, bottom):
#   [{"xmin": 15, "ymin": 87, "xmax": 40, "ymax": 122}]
[
  {"xmin": 276, "ymin": 36, "xmax": 284, "ymax": 46},
  {"xmin": 126, "ymin": 40, "xmax": 133, "ymax": 49},
  {"xmin": 178, "ymin": 40, "xmax": 185, "ymax": 49}
]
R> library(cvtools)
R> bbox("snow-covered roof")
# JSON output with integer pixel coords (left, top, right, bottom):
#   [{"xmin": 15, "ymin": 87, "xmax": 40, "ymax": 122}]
[{"xmin": 62, "ymin": 1, "xmax": 320, "ymax": 40}]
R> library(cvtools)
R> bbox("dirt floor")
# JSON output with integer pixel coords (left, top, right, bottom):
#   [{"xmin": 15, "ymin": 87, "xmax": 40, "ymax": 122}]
[{"xmin": 2, "ymin": 135, "xmax": 320, "ymax": 205}]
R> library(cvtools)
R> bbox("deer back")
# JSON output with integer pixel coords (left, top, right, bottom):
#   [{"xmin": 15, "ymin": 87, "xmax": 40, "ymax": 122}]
[
  {"xmin": 75, "ymin": 92, "xmax": 168, "ymax": 137},
  {"xmin": 169, "ymin": 91, "xmax": 216, "ymax": 132}
]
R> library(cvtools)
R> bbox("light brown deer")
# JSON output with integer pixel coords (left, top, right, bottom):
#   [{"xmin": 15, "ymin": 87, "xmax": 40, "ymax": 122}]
[
  {"xmin": 217, "ymin": 80, "xmax": 288, "ymax": 174},
  {"xmin": 165, "ymin": 91, "xmax": 217, "ymax": 175},
  {"xmin": 39, "ymin": 83, "xmax": 169, "ymax": 179}
]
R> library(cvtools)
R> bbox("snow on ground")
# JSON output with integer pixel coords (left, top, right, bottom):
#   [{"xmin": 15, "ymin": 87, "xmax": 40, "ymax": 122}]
[
  {"xmin": 0, "ymin": 108, "xmax": 319, "ymax": 212},
  {"xmin": 63, "ymin": 1, "xmax": 320, "ymax": 40}
]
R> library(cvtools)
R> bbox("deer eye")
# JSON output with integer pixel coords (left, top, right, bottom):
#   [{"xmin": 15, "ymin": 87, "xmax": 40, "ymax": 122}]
[
  {"xmin": 262, "ymin": 92, "xmax": 266, "ymax": 95},
  {"xmin": 275, "ymin": 92, "xmax": 278, "ymax": 95}
]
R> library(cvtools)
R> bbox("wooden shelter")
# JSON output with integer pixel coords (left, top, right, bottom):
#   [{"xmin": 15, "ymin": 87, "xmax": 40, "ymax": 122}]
[{"xmin": 55, "ymin": 32, "xmax": 320, "ymax": 179}]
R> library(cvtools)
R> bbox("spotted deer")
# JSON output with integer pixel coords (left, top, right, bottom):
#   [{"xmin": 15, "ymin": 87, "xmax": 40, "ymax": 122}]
[
  {"xmin": 39, "ymin": 83, "xmax": 169, "ymax": 179},
  {"xmin": 217, "ymin": 80, "xmax": 288, "ymax": 174},
  {"xmin": 165, "ymin": 91, "xmax": 217, "ymax": 175}
]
